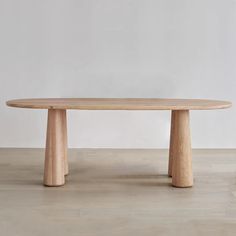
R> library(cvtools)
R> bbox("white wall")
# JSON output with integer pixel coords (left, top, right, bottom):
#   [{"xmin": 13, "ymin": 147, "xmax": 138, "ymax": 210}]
[{"xmin": 0, "ymin": 0, "xmax": 235, "ymax": 148}]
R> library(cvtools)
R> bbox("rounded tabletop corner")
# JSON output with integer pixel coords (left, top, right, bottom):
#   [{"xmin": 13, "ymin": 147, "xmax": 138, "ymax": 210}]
[{"xmin": 6, "ymin": 98, "xmax": 232, "ymax": 110}]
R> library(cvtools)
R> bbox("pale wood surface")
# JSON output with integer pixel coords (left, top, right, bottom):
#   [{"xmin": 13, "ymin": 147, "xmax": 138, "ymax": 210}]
[
  {"xmin": 6, "ymin": 98, "xmax": 232, "ymax": 188},
  {"xmin": 44, "ymin": 109, "xmax": 67, "ymax": 186},
  {"xmin": 62, "ymin": 110, "xmax": 69, "ymax": 176},
  {"xmin": 6, "ymin": 98, "xmax": 232, "ymax": 110},
  {"xmin": 168, "ymin": 111, "xmax": 176, "ymax": 177},
  {"xmin": 1, "ymin": 148, "xmax": 236, "ymax": 236},
  {"xmin": 171, "ymin": 110, "xmax": 193, "ymax": 187}
]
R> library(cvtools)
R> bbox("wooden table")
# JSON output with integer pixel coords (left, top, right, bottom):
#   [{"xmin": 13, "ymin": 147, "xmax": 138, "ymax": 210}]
[{"xmin": 6, "ymin": 98, "xmax": 231, "ymax": 188}]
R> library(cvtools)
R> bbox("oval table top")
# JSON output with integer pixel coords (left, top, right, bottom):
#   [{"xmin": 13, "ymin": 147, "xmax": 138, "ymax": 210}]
[{"xmin": 6, "ymin": 98, "xmax": 232, "ymax": 110}]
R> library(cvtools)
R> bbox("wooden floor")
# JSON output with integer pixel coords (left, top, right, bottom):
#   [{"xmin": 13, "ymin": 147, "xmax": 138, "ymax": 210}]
[{"xmin": 0, "ymin": 149, "xmax": 236, "ymax": 236}]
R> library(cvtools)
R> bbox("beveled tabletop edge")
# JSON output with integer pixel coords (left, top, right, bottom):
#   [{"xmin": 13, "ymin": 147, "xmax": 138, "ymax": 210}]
[{"xmin": 6, "ymin": 98, "xmax": 232, "ymax": 110}]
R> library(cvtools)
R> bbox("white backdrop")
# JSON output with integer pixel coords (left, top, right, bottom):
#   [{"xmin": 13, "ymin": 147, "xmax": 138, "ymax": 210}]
[{"xmin": 0, "ymin": 0, "xmax": 235, "ymax": 148}]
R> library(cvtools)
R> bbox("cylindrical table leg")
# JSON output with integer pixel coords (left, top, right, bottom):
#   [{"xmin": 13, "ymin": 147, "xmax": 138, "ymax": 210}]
[
  {"xmin": 171, "ymin": 110, "xmax": 193, "ymax": 188},
  {"xmin": 168, "ymin": 111, "xmax": 176, "ymax": 177},
  {"xmin": 44, "ymin": 109, "xmax": 67, "ymax": 186},
  {"xmin": 62, "ymin": 110, "xmax": 69, "ymax": 176}
]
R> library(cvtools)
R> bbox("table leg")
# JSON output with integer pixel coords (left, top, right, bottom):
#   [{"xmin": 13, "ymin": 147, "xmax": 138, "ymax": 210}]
[
  {"xmin": 43, "ymin": 109, "xmax": 68, "ymax": 186},
  {"xmin": 170, "ymin": 110, "xmax": 193, "ymax": 188},
  {"xmin": 62, "ymin": 111, "xmax": 69, "ymax": 176},
  {"xmin": 168, "ymin": 111, "xmax": 176, "ymax": 177}
]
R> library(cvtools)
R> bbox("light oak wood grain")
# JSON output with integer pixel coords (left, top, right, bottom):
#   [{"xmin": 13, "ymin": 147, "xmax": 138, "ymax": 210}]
[
  {"xmin": 168, "ymin": 111, "xmax": 176, "ymax": 177},
  {"xmin": 62, "ymin": 110, "xmax": 69, "ymax": 176},
  {"xmin": 171, "ymin": 110, "xmax": 193, "ymax": 187},
  {"xmin": 44, "ymin": 109, "xmax": 66, "ymax": 186},
  {"xmin": 5, "ymin": 97, "xmax": 232, "ymax": 188},
  {"xmin": 6, "ymin": 98, "xmax": 232, "ymax": 110}
]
